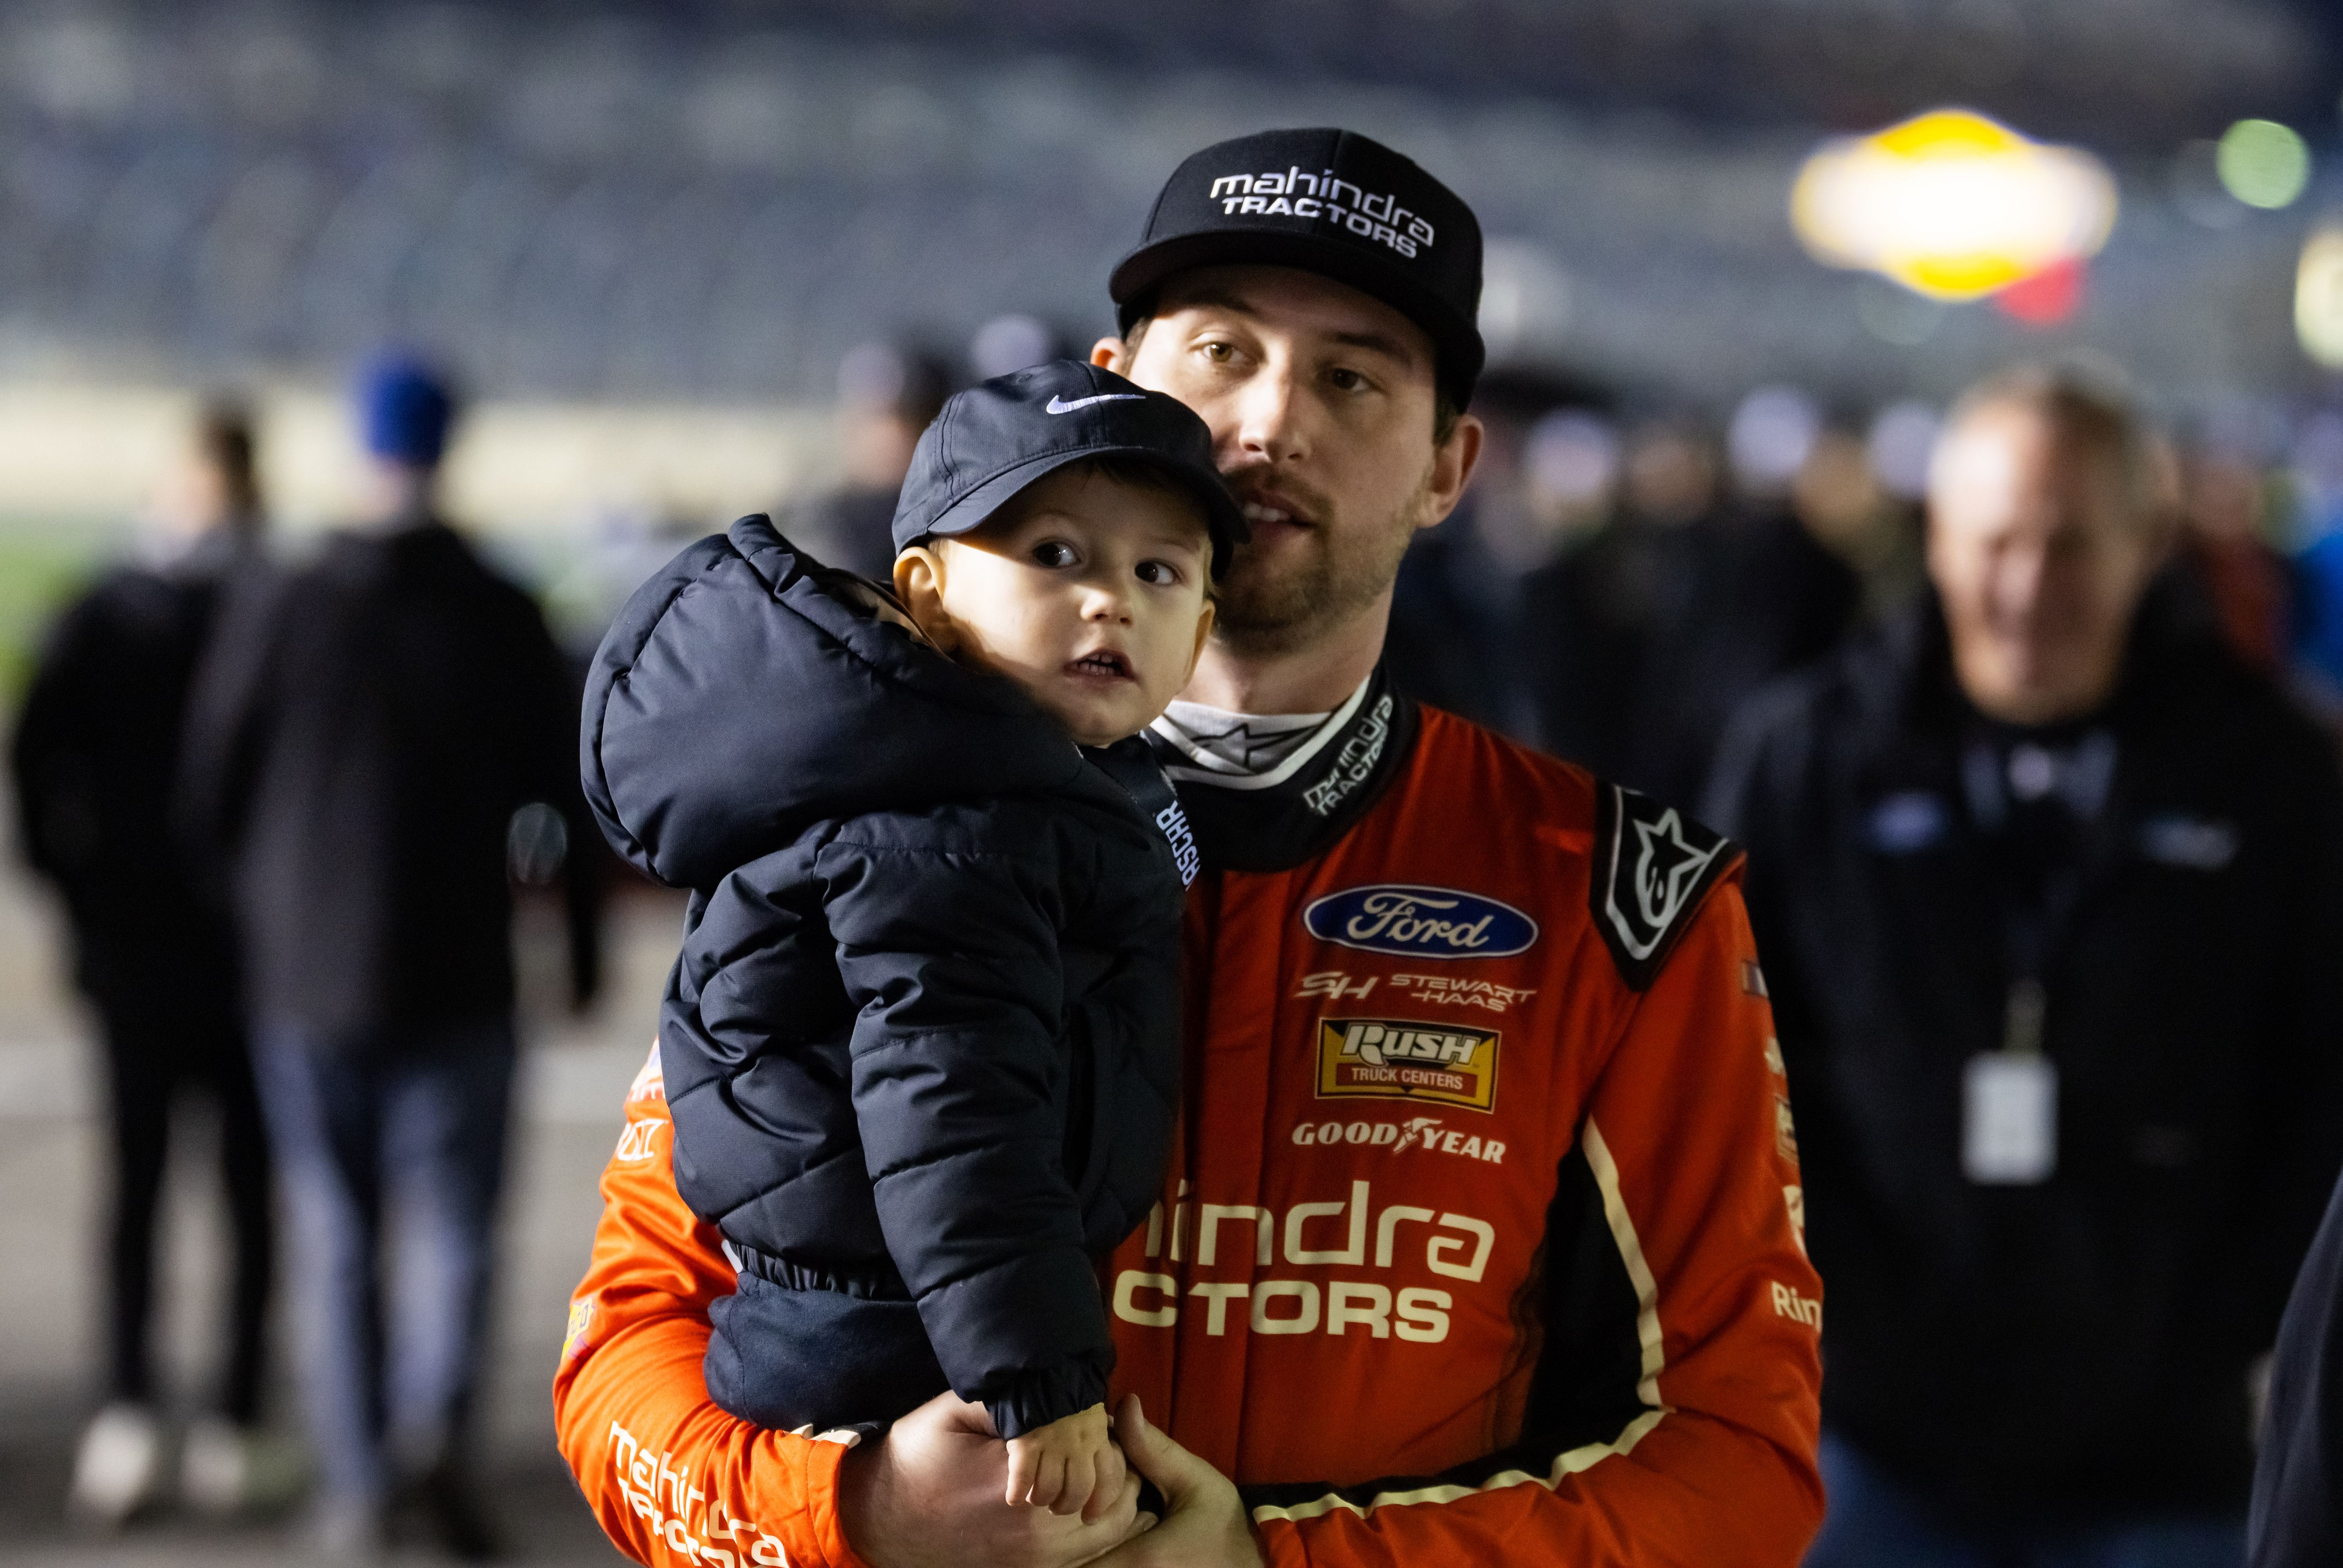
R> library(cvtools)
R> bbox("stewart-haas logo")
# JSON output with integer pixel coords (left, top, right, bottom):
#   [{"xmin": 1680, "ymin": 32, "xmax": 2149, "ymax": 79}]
[
  {"xmin": 1303, "ymin": 885, "xmax": 1538, "ymax": 959},
  {"xmin": 1316, "ymin": 1017, "xmax": 1499, "ymax": 1112}
]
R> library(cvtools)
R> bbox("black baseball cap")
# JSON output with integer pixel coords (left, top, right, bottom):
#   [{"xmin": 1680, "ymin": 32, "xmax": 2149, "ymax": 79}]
[
  {"xmin": 890, "ymin": 360, "xmax": 1248, "ymax": 575},
  {"xmin": 1110, "ymin": 127, "xmax": 1486, "ymax": 409}
]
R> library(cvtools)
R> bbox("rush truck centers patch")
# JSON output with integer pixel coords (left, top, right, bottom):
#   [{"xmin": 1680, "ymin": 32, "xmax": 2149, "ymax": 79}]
[{"xmin": 1316, "ymin": 1018, "xmax": 1500, "ymax": 1112}]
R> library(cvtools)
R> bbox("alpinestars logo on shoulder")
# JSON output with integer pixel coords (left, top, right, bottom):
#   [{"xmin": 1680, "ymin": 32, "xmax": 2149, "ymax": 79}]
[{"xmin": 1591, "ymin": 783, "xmax": 1740, "ymax": 991}]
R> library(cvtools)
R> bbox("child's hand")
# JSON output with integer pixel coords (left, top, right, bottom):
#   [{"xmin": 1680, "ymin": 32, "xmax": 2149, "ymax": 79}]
[{"xmin": 1004, "ymin": 1402, "xmax": 1127, "ymax": 1522}]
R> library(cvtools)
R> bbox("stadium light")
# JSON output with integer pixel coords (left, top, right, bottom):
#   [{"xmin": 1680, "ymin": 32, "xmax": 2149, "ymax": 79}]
[
  {"xmin": 2297, "ymin": 226, "xmax": 2343, "ymax": 369},
  {"xmin": 2218, "ymin": 119, "xmax": 2311, "ymax": 210},
  {"xmin": 1791, "ymin": 108, "xmax": 2118, "ymax": 303}
]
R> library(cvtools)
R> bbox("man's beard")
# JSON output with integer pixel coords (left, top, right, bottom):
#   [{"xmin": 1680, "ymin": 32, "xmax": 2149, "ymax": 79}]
[
  {"xmin": 1209, "ymin": 464, "xmax": 1424, "ymax": 661},
  {"xmin": 1210, "ymin": 497, "xmax": 1420, "ymax": 658}
]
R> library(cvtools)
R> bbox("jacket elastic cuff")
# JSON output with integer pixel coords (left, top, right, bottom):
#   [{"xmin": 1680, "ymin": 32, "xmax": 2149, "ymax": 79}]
[{"xmin": 983, "ymin": 1360, "xmax": 1111, "ymax": 1442}]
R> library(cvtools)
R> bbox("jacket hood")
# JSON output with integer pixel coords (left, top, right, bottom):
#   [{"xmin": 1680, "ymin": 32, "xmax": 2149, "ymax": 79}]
[{"xmin": 582, "ymin": 514, "xmax": 1086, "ymax": 888}]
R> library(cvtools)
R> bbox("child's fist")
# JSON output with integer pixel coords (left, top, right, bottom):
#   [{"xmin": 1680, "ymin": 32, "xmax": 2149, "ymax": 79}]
[{"xmin": 1003, "ymin": 1402, "xmax": 1126, "ymax": 1522}]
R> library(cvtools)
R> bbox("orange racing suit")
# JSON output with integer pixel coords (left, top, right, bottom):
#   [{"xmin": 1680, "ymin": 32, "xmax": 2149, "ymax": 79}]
[{"xmin": 554, "ymin": 682, "xmax": 1824, "ymax": 1565}]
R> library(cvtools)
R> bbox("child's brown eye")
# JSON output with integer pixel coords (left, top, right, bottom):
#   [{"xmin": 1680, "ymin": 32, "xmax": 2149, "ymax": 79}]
[
  {"xmin": 1033, "ymin": 540, "xmax": 1078, "ymax": 567},
  {"xmin": 1137, "ymin": 561, "xmax": 1179, "ymax": 586}
]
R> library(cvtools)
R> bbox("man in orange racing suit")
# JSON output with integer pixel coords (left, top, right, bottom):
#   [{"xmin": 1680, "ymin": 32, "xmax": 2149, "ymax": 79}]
[{"xmin": 554, "ymin": 127, "xmax": 1823, "ymax": 1568}]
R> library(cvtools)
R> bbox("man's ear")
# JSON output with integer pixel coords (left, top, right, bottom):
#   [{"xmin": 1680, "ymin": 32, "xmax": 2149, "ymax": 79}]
[
  {"xmin": 891, "ymin": 545, "xmax": 959, "ymax": 655},
  {"xmin": 1184, "ymin": 598, "xmax": 1218, "ymax": 683},
  {"xmin": 1091, "ymin": 336, "xmax": 1133, "ymax": 375},
  {"xmin": 1416, "ymin": 411, "xmax": 1486, "ymax": 533}
]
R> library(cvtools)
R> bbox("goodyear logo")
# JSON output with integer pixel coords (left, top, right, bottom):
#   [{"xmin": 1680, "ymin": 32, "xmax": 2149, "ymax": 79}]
[
  {"xmin": 1316, "ymin": 1018, "xmax": 1499, "ymax": 1112},
  {"xmin": 1302, "ymin": 885, "xmax": 1538, "ymax": 960}
]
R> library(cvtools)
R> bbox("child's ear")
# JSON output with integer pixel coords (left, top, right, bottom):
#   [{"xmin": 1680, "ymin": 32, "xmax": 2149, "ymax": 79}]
[
  {"xmin": 1182, "ymin": 598, "xmax": 1217, "ymax": 686},
  {"xmin": 1089, "ymin": 336, "xmax": 1132, "ymax": 375},
  {"xmin": 892, "ymin": 546, "xmax": 959, "ymax": 656}
]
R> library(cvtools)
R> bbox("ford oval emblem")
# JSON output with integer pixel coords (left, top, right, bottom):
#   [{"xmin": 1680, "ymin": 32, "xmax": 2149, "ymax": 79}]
[{"xmin": 1302, "ymin": 884, "xmax": 1538, "ymax": 960}]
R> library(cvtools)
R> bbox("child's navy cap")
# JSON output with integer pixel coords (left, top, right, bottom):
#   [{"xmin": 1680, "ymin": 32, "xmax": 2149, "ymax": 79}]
[
  {"xmin": 1110, "ymin": 128, "xmax": 1485, "ymax": 409},
  {"xmin": 890, "ymin": 361, "xmax": 1247, "ymax": 576}
]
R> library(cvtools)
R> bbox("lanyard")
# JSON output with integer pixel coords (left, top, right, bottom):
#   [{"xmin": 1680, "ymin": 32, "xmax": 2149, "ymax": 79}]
[
  {"xmin": 1961, "ymin": 736, "xmax": 2109, "ymax": 1059},
  {"xmin": 1996, "ymin": 865, "xmax": 2083, "ymax": 1057},
  {"xmin": 1958, "ymin": 737, "xmax": 2108, "ymax": 1186}
]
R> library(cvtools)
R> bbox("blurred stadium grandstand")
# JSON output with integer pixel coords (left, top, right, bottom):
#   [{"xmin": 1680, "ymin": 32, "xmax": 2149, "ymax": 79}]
[
  {"xmin": 5, "ymin": 4, "xmax": 2343, "ymax": 1557},
  {"xmin": 0, "ymin": 0, "xmax": 2337, "ymax": 419}
]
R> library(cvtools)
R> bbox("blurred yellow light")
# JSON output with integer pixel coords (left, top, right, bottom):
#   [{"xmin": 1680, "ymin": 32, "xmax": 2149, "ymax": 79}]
[
  {"xmin": 2297, "ymin": 228, "xmax": 2343, "ymax": 368},
  {"xmin": 2218, "ymin": 119, "xmax": 2310, "ymax": 210},
  {"xmin": 1792, "ymin": 108, "xmax": 2119, "ymax": 301}
]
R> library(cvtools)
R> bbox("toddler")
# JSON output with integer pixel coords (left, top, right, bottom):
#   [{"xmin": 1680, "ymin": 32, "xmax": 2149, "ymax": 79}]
[{"xmin": 580, "ymin": 361, "xmax": 1242, "ymax": 1520}]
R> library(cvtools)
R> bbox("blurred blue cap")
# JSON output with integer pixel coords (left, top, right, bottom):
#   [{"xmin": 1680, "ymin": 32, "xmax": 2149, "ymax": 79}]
[{"xmin": 358, "ymin": 353, "xmax": 457, "ymax": 468}]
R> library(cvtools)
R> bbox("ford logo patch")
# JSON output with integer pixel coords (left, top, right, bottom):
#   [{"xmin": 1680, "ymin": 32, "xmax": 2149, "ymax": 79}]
[{"xmin": 1303, "ymin": 885, "xmax": 1538, "ymax": 960}]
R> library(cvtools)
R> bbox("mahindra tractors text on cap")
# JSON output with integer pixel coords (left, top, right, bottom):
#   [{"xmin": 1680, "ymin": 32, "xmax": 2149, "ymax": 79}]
[
  {"xmin": 890, "ymin": 360, "xmax": 1248, "ymax": 575},
  {"xmin": 1110, "ymin": 127, "xmax": 1486, "ymax": 409}
]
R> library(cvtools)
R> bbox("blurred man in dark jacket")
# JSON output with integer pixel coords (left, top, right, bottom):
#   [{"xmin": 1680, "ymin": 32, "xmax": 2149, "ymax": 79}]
[
  {"xmin": 1381, "ymin": 368, "xmax": 1614, "ymax": 741},
  {"xmin": 2250, "ymin": 1165, "xmax": 2343, "ymax": 1567},
  {"xmin": 783, "ymin": 341, "xmax": 952, "ymax": 582},
  {"xmin": 12, "ymin": 404, "xmax": 281, "ymax": 1527},
  {"xmin": 1709, "ymin": 365, "xmax": 2343, "ymax": 1564},
  {"xmin": 1524, "ymin": 418, "xmax": 1858, "ymax": 814},
  {"xmin": 181, "ymin": 357, "xmax": 599, "ymax": 1557}
]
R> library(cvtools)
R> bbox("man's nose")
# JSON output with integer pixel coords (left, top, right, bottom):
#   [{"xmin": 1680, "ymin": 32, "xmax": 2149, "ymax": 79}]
[
  {"xmin": 1995, "ymin": 545, "xmax": 2051, "ymax": 620},
  {"xmin": 1229, "ymin": 358, "xmax": 1307, "ymax": 467}
]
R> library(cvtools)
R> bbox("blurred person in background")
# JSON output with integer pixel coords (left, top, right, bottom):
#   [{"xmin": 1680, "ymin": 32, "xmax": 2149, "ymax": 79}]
[
  {"xmin": 1521, "ymin": 413, "xmax": 1859, "ymax": 813},
  {"xmin": 180, "ymin": 356, "xmax": 601, "ymax": 1559},
  {"xmin": 1519, "ymin": 406, "xmax": 1624, "ymax": 549},
  {"xmin": 784, "ymin": 341, "xmax": 953, "ymax": 581},
  {"xmin": 2287, "ymin": 411, "xmax": 2343, "ymax": 711},
  {"xmin": 967, "ymin": 311, "xmax": 1069, "ymax": 382},
  {"xmin": 2177, "ymin": 442, "xmax": 2293, "ymax": 679},
  {"xmin": 1382, "ymin": 366, "xmax": 1607, "ymax": 738},
  {"xmin": 11, "ymin": 402, "xmax": 287, "ymax": 1529},
  {"xmin": 1709, "ymin": 363, "xmax": 2343, "ymax": 1566},
  {"xmin": 2249, "ymin": 1160, "xmax": 2343, "ymax": 1565},
  {"xmin": 1793, "ymin": 422, "xmax": 1926, "ymax": 621}
]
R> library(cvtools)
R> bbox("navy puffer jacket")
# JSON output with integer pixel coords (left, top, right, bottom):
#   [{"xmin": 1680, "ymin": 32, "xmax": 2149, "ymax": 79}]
[{"xmin": 581, "ymin": 515, "xmax": 1183, "ymax": 1437}]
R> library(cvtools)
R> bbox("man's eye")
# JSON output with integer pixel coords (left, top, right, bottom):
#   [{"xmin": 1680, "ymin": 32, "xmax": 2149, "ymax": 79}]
[
  {"xmin": 1329, "ymin": 367, "xmax": 1367, "ymax": 393},
  {"xmin": 1202, "ymin": 342, "xmax": 1235, "ymax": 364},
  {"xmin": 1033, "ymin": 540, "xmax": 1078, "ymax": 567}
]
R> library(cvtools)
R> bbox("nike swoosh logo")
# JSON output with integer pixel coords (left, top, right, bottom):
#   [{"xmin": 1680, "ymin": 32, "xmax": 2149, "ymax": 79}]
[{"xmin": 1046, "ymin": 393, "xmax": 1146, "ymax": 414}]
